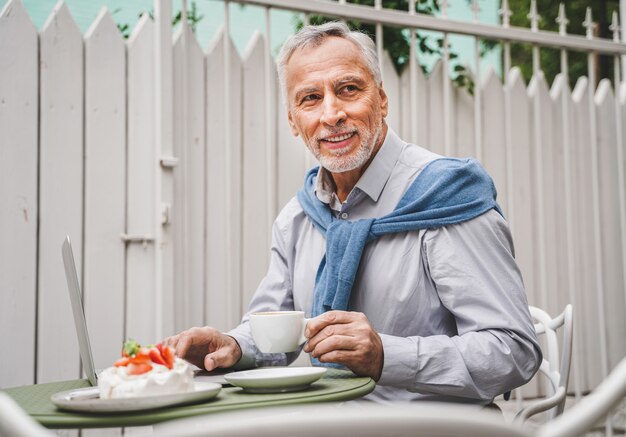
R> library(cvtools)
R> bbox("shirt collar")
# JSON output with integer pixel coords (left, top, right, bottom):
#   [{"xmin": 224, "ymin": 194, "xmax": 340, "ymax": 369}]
[
  {"xmin": 314, "ymin": 166, "xmax": 336, "ymax": 206},
  {"xmin": 314, "ymin": 128, "xmax": 405, "ymax": 205}
]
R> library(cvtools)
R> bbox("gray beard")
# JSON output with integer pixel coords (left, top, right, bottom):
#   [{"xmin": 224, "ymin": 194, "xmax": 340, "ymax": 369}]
[{"xmin": 311, "ymin": 121, "xmax": 382, "ymax": 173}]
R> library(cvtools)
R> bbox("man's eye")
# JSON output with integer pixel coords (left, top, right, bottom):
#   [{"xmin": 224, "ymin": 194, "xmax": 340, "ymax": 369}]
[
  {"xmin": 302, "ymin": 95, "xmax": 320, "ymax": 103},
  {"xmin": 341, "ymin": 85, "xmax": 359, "ymax": 94}
]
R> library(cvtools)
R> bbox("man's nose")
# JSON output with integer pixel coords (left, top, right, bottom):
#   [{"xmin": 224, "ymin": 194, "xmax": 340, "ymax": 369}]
[{"xmin": 319, "ymin": 95, "xmax": 346, "ymax": 126}]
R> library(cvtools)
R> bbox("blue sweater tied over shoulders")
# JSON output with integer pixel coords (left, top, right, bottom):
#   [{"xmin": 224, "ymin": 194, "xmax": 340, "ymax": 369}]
[{"xmin": 296, "ymin": 157, "xmax": 503, "ymax": 320}]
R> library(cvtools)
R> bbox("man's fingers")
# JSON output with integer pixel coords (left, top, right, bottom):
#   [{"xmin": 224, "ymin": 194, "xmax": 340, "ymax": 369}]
[
  {"xmin": 174, "ymin": 332, "xmax": 193, "ymax": 358},
  {"xmin": 306, "ymin": 311, "xmax": 361, "ymax": 338},
  {"xmin": 204, "ymin": 346, "xmax": 234, "ymax": 371},
  {"xmin": 304, "ymin": 323, "xmax": 353, "ymax": 352},
  {"xmin": 204, "ymin": 355, "xmax": 217, "ymax": 372},
  {"xmin": 309, "ymin": 334, "xmax": 355, "ymax": 358},
  {"xmin": 162, "ymin": 335, "xmax": 177, "ymax": 349},
  {"xmin": 316, "ymin": 350, "xmax": 351, "ymax": 366}
]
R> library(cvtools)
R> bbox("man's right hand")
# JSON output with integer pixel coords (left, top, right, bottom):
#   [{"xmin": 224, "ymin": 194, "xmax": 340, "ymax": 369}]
[{"xmin": 162, "ymin": 327, "xmax": 242, "ymax": 371}]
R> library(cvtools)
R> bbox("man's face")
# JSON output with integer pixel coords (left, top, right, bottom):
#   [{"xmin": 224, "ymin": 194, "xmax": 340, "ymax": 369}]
[{"xmin": 285, "ymin": 37, "xmax": 388, "ymax": 174}]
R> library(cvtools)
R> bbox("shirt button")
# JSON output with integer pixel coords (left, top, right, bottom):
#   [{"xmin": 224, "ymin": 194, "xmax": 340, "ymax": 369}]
[{"xmin": 341, "ymin": 212, "xmax": 349, "ymax": 219}]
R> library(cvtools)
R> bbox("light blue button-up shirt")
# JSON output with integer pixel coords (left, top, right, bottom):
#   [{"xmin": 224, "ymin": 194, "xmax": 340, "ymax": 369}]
[{"xmin": 229, "ymin": 129, "xmax": 541, "ymax": 403}]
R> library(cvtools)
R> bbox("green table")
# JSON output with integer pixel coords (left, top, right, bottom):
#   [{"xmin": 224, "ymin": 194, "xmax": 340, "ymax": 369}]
[{"xmin": 3, "ymin": 369, "xmax": 375, "ymax": 429}]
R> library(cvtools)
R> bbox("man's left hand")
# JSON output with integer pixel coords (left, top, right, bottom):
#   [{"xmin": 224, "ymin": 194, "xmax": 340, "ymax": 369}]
[{"xmin": 303, "ymin": 310, "xmax": 384, "ymax": 381}]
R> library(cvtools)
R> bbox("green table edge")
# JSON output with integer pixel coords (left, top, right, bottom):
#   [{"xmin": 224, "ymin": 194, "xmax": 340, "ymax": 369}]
[{"xmin": 3, "ymin": 369, "xmax": 375, "ymax": 429}]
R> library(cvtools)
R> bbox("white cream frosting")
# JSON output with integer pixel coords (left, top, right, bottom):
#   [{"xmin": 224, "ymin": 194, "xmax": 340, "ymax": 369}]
[{"xmin": 98, "ymin": 357, "xmax": 194, "ymax": 399}]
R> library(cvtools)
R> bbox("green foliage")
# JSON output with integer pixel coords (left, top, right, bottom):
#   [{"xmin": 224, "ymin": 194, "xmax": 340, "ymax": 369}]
[
  {"xmin": 296, "ymin": 0, "xmax": 440, "ymax": 76},
  {"xmin": 293, "ymin": 0, "xmax": 475, "ymax": 91},
  {"xmin": 173, "ymin": 1, "xmax": 204, "ymax": 34},
  {"xmin": 506, "ymin": 0, "xmax": 619, "ymax": 87},
  {"xmin": 110, "ymin": 0, "xmax": 619, "ymax": 90},
  {"xmin": 113, "ymin": 1, "xmax": 204, "ymax": 39},
  {"xmin": 293, "ymin": 0, "xmax": 620, "ymax": 90}
]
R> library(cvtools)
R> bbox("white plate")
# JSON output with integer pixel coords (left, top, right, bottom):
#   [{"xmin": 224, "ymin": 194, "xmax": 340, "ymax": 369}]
[
  {"xmin": 51, "ymin": 382, "xmax": 222, "ymax": 413},
  {"xmin": 224, "ymin": 367, "xmax": 327, "ymax": 393}
]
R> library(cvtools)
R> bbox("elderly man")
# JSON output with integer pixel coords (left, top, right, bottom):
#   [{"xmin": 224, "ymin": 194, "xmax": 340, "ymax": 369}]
[{"xmin": 165, "ymin": 22, "xmax": 541, "ymax": 404}]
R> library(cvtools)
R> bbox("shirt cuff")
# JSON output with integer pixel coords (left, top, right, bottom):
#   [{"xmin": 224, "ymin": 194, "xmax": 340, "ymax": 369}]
[
  {"xmin": 377, "ymin": 334, "xmax": 419, "ymax": 387},
  {"xmin": 226, "ymin": 327, "xmax": 257, "ymax": 370}
]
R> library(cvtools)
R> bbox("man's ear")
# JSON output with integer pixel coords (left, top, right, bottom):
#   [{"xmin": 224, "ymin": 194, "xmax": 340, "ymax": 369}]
[
  {"xmin": 379, "ymin": 84, "xmax": 388, "ymax": 118},
  {"xmin": 287, "ymin": 110, "xmax": 300, "ymax": 137}
]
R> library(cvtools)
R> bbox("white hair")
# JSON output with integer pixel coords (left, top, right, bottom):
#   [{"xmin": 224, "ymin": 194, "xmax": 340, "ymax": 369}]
[{"xmin": 276, "ymin": 21, "xmax": 382, "ymax": 105}]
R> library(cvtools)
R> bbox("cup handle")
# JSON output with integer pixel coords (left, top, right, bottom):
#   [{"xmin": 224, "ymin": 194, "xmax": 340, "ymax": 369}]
[{"xmin": 299, "ymin": 318, "xmax": 310, "ymax": 345}]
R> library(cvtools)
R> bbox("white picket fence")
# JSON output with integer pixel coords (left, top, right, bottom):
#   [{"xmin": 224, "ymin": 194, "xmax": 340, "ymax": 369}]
[{"xmin": 1, "ymin": 0, "xmax": 626, "ymax": 413}]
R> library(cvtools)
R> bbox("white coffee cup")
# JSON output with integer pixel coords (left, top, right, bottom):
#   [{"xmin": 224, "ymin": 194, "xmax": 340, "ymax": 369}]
[{"xmin": 250, "ymin": 311, "xmax": 310, "ymax": 353}]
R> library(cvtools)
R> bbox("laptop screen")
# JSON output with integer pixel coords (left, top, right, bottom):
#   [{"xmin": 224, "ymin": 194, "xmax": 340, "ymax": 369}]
[{"xmin": 62, "ymin": 236, "xmax": 98, "ymax": 386}]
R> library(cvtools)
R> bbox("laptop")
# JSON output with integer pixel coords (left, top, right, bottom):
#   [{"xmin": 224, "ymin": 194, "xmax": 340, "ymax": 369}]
[
  {"xmin": 62, "ymin": 235, "xmax": 99, "ymax": 386},
  {"xmin": 62, "ymin": 235, "xmax": 229, "ymax": 386}
]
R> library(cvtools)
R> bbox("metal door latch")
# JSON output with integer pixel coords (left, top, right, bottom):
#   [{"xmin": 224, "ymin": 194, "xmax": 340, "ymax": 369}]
[{"xmin": 121, "ymin": 233, "xmax": 155, "ymax": 249}]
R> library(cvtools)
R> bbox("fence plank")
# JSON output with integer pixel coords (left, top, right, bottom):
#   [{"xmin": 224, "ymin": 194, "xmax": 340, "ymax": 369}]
[
  {"xmin": 453, "ymin": 86, "xmax": 475, "ymax": 158},
  {"xmin": 506, "ymin": 68, "xmax": 536, "ymax": 307},
  {"xmin": 481, "ymin": 69, "xmax": 508, "ymax": 215},
  {"xmin": 594, "ymin": 80, "xmax": 626, "ymax": 369},
  {"xmin": 505, "ymin": 68, "xmax": 540, "ymax": 401},
  {"xmin": 547, "ymin": 76, "xmax": 570, "ymax": 318},
  {"xmin": 173, "ymin": 24, "xmax": 206, "ymax": 332},
  {"xmin": 382, "ymin": 51, "xmax": 400, "ymax": 134},
  {"xmin": 415, "ymin": 61, "xmax": 428, "ymax": 148},
  {"xmin": 550, "ymin": 74, "xmax": 582, "ymax": 397},
  {"xmin": 83, "ymin": 8, "xmax": 126, "ymax": 371},
  {"xmin": 528, "ymin": 73, "xmax": 556, "ymax": 313},
  {"xmin": 205, "ymin": 31, "xmax": 229, "ymax": 331},
  {"xmin": 205, "ymin": 29, "xmax": 243, "ymax": 330},
  {"xmin": 37, "ymin": 2, "xmax": 84, "ymax": 383},
  {"xmin": 184, "ymin": 24, "xmax": 207, "ymax": 330},
  {"xmin": 155, "ymin": 0, "xmax": 175, "ymax": 340},
  {"xmin": 126, "ymin": 15, "xmax": 156, "ymax": 345},
  {"xmin": 427, "ymin": 61, "xmax": 456, "ymax": 157},
  {"xmin": 241, "ymin": 32, "xmax": 271, "ymax": 309},
  {"xmin": 172, "ymin": 27, "xmax": 186, "ymax": 335},
  {"xmin": 572, "ymin": 77, "xmax": 603, "ymax": 390},
  {"xmin": 398, "ymin": 63, "xmax": 410, "ymax": 142},
  {"xmin": 277, "ymin": 85, "xmax": 307, "ymax": 209},
  {"xmin": 399, "ymin": 58, "xmax": 427, "ymax": 146},
  {"xmin": 621, "ymin": 83, "xmax": 626, "ymax": 349},
  {"xmin": 0, "ymin": 0, "xmax": 38, "ymax": 388}
]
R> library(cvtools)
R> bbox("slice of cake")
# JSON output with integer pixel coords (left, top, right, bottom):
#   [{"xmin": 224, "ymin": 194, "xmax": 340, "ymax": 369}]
[{"xmin": 98, "ymin": 339, "xmax": 194, "ymax": 399}]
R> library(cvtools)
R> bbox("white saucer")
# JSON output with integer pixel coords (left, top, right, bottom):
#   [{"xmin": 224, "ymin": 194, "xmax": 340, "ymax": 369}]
[
  {"xmin": 51, "ymin": 381, "xmax": 222, "ymax": 413},
  {"xmin": 224, "ymin": 367, "xmax": 327, "ymax": 393}
]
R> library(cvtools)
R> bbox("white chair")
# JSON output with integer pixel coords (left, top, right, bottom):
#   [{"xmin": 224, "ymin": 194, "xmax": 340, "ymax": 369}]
[
  {"xmin": 0, "ymin": 392, "xmax": 54, "ymax": 437},
  {"xmin": 514, "ymin": 304, "xmax": 574, "ymax": 423},
  {"xmin": 154, "ymin": 357, "xmax": 626, "ymax": 437},
  {"xmin": 538, "ymin": 356, "xmax": 626, "ymax": 437},
  {"xmin": 154, "ymin": 402, "xmax": 531, "ymax": 437}
]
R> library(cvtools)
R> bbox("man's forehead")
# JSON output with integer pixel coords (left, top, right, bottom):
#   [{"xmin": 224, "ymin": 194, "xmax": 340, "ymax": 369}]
[
  {"xmin": 287, "ymin": 36, "xmax": 364, "ymax": 68},
  {"xmin": 285, "ymin": 37, "xmax": 372, "ymax": 89}
]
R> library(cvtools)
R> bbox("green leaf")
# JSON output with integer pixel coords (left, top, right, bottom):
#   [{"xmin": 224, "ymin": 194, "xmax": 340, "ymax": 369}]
[{"xmin": 123, "ymin": 339, "xmax": 140, "ymax": 357}]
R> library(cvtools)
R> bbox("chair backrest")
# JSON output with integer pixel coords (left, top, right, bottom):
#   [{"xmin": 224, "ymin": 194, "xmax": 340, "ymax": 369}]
[
  {"xmin": 515, "ymin": 304, "xmax": 574, "ymax": 423},
  {"xmin": 0, "ymin": 392, "xmax": 53, "ymax": 437},
  {"xmin": 538, "ymin": 356, "xmax": 626, "ymax": 437},
  {"xmin": 154, "ymin": 402, "xmax": 532, "ymax": 437}
]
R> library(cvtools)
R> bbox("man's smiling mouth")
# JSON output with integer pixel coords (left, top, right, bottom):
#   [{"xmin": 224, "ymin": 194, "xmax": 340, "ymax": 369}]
[{"xmin": 321, "ymin": 131, "xmax": 356, "ymax": 143}]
